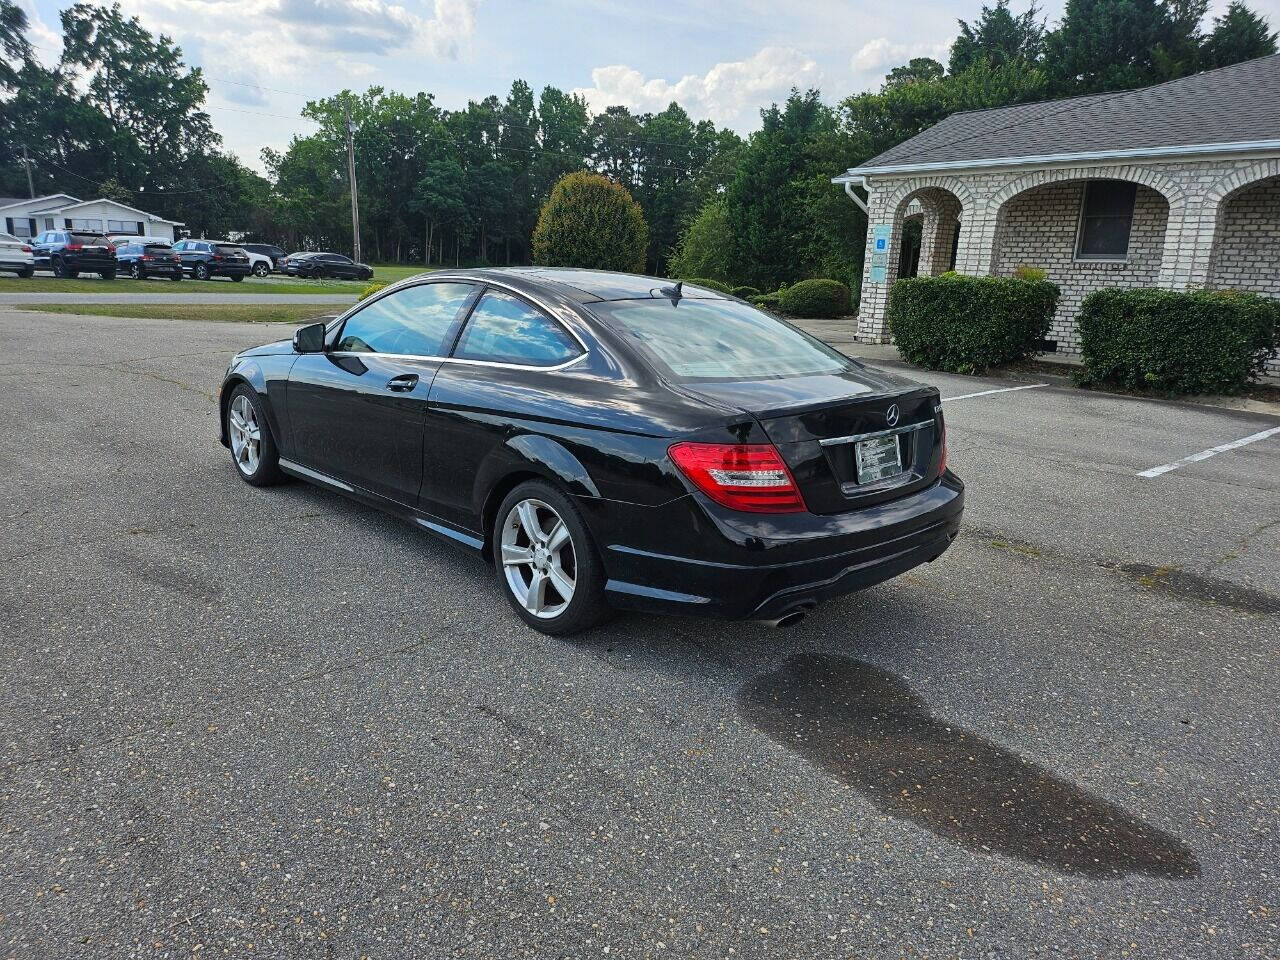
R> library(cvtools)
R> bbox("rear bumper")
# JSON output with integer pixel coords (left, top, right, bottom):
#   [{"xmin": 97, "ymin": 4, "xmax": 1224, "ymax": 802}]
[
  {"xmin": 212, "ymin": 263, "xmax": 251, "ymax": 276},
  {"xmin": 581, "ymin": 472, "xmax": 964, "ymax": 620},
  {"xmin": 0, "ymin": 258, "xmax": 33, "ymax": 270}
]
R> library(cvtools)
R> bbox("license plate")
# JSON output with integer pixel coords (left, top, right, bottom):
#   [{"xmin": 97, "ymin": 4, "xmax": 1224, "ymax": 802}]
[{"xmin": 855, "ymin": 434, "xmax": 903, "ymax": 484}]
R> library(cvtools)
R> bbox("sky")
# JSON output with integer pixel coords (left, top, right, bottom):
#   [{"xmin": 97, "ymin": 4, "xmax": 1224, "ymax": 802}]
[{"xmin": 18, "ymin": 0, "xmax": 1280, "ymax": 173}]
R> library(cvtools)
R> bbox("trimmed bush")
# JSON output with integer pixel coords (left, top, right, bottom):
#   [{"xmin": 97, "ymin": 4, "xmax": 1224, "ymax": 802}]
[
  {"xmin": 731, "ymin": 285, "xmax": 761, "ymax": 299},
  {"xmin": 359, "ymin": 282, "xmax": 388, "ymax": 301},
  {"xmin": 679, "ymin": 277, "xmax": 732, "ymax": 294},
  {"xmin": 1077, "ymin": 288, "xmax": 1279, "ymax": 395},
  {"xmin": 776, "ymin": 279, "xmax": 851, "ymax": 318},
  {"xmin": 888, "ymin": 274, "xmax": 1059, "ymax": 374},
  {"xmin": 750, "ymin": 292, "xmax": 782, "ymax": 311},
  {"xmin": 532, "ymin": 171, "xmax": 648, "ymax": 272}
]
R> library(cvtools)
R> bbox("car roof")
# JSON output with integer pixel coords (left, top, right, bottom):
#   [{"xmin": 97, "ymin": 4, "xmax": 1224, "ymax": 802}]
[{"xmin": 461, "ymin": 267, "xmax": 730, "ymax": 304}]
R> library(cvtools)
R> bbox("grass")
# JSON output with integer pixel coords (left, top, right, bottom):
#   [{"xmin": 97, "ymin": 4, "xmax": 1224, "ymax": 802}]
[{"xmin": 18, "ymin": 303, "xmax": 336, "ymax": 324}]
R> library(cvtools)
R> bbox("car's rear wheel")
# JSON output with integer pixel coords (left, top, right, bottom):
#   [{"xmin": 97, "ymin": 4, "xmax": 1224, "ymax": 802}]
[
  {"xmin": 252, "ymin": 262, "xmax": 270, "ymax": 277},
  {"xmin": 493, "ymin": 480, "xmax": 612, "ymax": 635},
  {"xmin": 193, "ymin": 262, "xmax": 210, "ymax": 280},
  {"xmin": 100, "ymin": 269, "xmax": 115, "ymax": 280},
  {"xmin": 17, "ymin": 267, "xmax": 32, "ymax": 278},
  {"xmin": 51, "ymin": 257, "xmax": 66, "ymax": 278},
  {"xmin": 130, "ymin": 262, "xmax": 142, "ymax": 279},
  {"xmin": 226, "ymin": 385, "xmax": 283, "ymax": 486},
  {"xmin": 231, "ymin": 274, "xmax": 244, "ymax": 282}
]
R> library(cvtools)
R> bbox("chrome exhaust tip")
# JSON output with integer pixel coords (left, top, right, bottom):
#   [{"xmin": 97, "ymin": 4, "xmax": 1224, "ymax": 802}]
[{"xmin": 757, "ymin": 603, "xmax": 816, "ymax": 628}]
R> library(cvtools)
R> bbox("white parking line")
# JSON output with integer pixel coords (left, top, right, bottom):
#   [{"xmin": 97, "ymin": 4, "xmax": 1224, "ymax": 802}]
[
  {"xmin": 942, "ymin": 383, "xmax": 1046, "ymax": 403},
  {"xmin": 1137, "ymin": 425, "xmax": 1280, "ymax": 478}
]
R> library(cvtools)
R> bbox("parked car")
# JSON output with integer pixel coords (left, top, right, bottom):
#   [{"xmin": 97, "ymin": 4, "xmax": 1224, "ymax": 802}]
[
  {"xmin": 172, "ymin": 240, "xmax": 252, "ymax": 281},
  {"xmin": 240, "ymin": 243, "xmax": 287, "ymax": 275},
  {"xmin": 31, "ymin": 230, "xmax": 116, "ymax": 278},
  {"xmin": 218, "ymin": 269, "xmax": 963, "ymax": 635},
  {"xmin": 114, "ymin": 241, "xmax": 184, "ymax": 280},
  {"xmin": 106, "ymin": 234, "xmax": 172, "ymax": 249},
  {"xmin": 0, "ymin": 231, "xmax": 35, "ymax": 277},
  {"xmin": 283, "ymin": 251, "xmax": 373, "ymax": 280}
]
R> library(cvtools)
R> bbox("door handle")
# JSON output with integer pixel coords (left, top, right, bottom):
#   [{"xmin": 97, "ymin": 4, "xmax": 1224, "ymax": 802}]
[{"xmin": 387, "ymin": 374, "xmax": 419, "ymax": 392}]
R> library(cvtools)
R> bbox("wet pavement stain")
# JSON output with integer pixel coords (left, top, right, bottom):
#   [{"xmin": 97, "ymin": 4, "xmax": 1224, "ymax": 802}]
[
  {"xmin": 1114, "ymin": 563, "xmax": 1280, "ymax": 616},
  {"xmin": 738, "ymin": 655, "xmax": 1199, "ymax": 879}
]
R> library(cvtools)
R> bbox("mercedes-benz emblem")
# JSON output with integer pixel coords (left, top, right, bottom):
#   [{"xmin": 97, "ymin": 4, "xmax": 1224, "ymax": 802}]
[{"xmin": 885, "ymin": 404, "xmax": 900, "ymax": 427}]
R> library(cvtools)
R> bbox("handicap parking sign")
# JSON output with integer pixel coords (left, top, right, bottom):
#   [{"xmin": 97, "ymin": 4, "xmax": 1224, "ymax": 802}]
[{"xmin": 872, "ymin": 224, "xmax": 891, "ymax": 253}]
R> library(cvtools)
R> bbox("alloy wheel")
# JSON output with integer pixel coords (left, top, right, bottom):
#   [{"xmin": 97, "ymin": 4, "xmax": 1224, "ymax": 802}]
[
  {"xmin": 228, "ymin": 394, "xmax": 262, "ymax": 476},
  {"xmin": 500, "ymin": 498, "xmax": 576, "ymax": 619}
]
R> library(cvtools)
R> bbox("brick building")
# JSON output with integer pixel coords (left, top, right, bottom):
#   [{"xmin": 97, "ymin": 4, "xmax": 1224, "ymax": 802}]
[{"xmin": 833, "ymin": 54, "xmax": 1280, "ymax": 371}]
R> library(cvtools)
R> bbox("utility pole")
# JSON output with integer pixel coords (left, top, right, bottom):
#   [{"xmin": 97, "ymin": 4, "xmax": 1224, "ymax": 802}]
[
  {"xmin": 19, "ymin": 145, "xmax": 35, "ymax": 199},
  {"xmin": 344, "ymin": 107, "xmax": 361, "ymax": 264}
]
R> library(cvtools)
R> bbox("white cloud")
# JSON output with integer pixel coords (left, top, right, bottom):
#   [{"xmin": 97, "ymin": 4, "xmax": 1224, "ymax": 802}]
[
  {"xmin": 851, "ymin": 37, "xmax": 950, "ymax": 75},
  {"xmin": 572, "ymin": 46, "xmax": 821, "ymax": 131}
]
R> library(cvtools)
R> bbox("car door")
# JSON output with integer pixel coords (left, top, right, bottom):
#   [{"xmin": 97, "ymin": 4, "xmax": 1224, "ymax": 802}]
[
  {"xmin": 32, "ymin": 232, "xmax": 53, "ymax": 268},
  {"xmin": 420, "ymin": 287, "xmax": 587, "ymax": 533},
  {"xmin": 285, "ymin": 280, "xmax": 478, "ymax": 506},
  {"xmin": 334, "ymin": 256, "xmax": 357, "ymax": 279}
]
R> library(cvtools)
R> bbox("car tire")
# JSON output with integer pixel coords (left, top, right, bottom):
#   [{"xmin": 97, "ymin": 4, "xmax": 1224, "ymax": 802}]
[
  {"xmin": 100, "ymin": 269, "xmax": 115, "ymax": 280},
  {"xmin": 225, "ymin": 384, "xmax": 284, "ymax": 487},
  {"xmin": 252, "ymin": 262, "xmax": 269, "ymax": 277},
  {"xmin": 130, "ymin": 262, "xmax": 142, "ymax": 279},
  {"xmin": 492, "ymin": 480, "xmax": 613, "ymax": 635},
  {"xmin": 18, "ymin": 267, "xmax": 33, "ymax": 278},
  {"xmin": 231, "ymin": 274, "xmax": 244, "ymax": 282},
  {"xmin": 170, "ymin": 274, "xmax": 182, "ymax": 282},
  {"xmin": 51, "ymin": 257, "xmax": 65, "ymax": 278},
  {"xmin": 194, "ymin": 262, "xmax": 210, "ymax": 281}
]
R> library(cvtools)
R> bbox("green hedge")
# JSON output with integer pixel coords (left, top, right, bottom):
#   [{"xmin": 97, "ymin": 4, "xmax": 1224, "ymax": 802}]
[
  {"xmin": 731, "ymin": 285, "xmax": 761, "ymax": 299},
  {"xmin": 776, "ymin": 279, "xmax": 851, "ymax": 318},
  {"xmin": 679, "ymin": 277, "xmax": 732, "ymax": 294},
  {"xmin": 888, "ymin": 274, "xmax": 1059, "ymax": 373},
  {"xmin": 1078, "ymin": 288, "xmax": 1279, "ymax": 395},
  {"xmin": 750, "ymin": 292, "xmax": 782, "ymax": 311},
  {"xmin": 359, "ymin": 282, "xmax": 388, "ymax": 301}
]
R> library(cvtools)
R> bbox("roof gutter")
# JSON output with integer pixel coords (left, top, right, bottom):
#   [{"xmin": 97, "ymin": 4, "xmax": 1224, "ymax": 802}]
[
  {"xmin": 841, "ymin": 176, "xmax": 869, "ymax": 214},
  {"xmin": 833, "ymin": 138, "xmax": 1280, "ymax": 179}
]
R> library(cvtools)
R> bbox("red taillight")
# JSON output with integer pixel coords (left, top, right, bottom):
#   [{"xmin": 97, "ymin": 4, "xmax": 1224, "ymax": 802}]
[
  {"xmin": 212, "ymin": 254, "xmax": 223, "ymax": 261},
  {"xmin": 21, "ymin": 245, "xmax": 32, "ymax": 253},
  {"xmin": 141, "ymin": 254, "xmax": 154, "ymax": 261},
  {"xmin": 668, "ymin": 442, "xmax": 807, "ymax": 514},
  {"xmin": 65, "ymin": 243, "xmax": 82, "ymax": 251}
]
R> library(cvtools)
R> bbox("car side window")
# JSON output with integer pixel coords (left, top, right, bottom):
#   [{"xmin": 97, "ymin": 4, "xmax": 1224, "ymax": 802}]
[
  {"xmin": 453, "ymin": 290, "xmax": 581, "ymax": 367},
  {"xmin": 335, "ymin": 282, "xmax": 475, "ymax": 357}
]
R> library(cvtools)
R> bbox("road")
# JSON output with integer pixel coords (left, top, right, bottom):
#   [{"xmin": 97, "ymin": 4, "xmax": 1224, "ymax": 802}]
[
  {"xmin": 0, "ymin": 292, "xmax": 355, "ymax": 305},
  {"xmin": 1, "ymin": 309, "xmax": 1277, "ymax": 958}
]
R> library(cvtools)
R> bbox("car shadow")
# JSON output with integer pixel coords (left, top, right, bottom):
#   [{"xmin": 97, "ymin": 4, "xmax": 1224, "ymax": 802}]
[{"xmin": 737, "ymin": 653, "xmax": 1200, "ymax": 879}]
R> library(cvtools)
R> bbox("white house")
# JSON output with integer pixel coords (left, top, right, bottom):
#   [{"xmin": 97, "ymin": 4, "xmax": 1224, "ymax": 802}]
[
  {"xmin": 833, "ymin": 53, "xmax": 1280, "ymax": 373},
  {"xmin": 0, "ymin": 194, "xmax": 184, "ymax": 242}
]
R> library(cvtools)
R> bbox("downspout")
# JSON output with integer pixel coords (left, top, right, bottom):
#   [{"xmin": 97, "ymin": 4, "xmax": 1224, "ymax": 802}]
[{"xmin": 842, "ymin": 175, "xmax": 869, "ymax": 215}]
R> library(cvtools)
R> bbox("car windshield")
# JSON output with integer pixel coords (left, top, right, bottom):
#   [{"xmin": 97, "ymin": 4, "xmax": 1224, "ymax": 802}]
[{"xmin": 591, "ymin": 297, "xmax": 853, "ymax": 381}]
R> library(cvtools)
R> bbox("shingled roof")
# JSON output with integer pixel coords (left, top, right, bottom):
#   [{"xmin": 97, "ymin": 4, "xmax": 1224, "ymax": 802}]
[{"xmin": 846, "ymin": 53, "xmax": 1280, "ymax": 174}]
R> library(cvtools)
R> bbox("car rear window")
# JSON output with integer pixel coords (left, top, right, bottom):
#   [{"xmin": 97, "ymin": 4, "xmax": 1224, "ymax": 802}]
[
  {"xmin": 70, "ymin": 233, "xmax": 102, "ymax": 244},
  {"xmin": 591, "ymin": 298, "xmax": 852, "ymax": 381},
  {"xmin": 144, "ymin": 243, "xmax": 173, "ymax": 252}
]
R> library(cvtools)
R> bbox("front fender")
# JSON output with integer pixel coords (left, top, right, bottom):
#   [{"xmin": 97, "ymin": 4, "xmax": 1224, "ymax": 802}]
[{"xmin": 218, "ymin": 356, "xmax": 290, "ymax": 451}]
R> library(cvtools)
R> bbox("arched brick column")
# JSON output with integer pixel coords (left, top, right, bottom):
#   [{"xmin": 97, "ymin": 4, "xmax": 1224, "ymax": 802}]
[{"xmin": 1186, "ymin": 159, "xmax": 1280, "ymax": 288}]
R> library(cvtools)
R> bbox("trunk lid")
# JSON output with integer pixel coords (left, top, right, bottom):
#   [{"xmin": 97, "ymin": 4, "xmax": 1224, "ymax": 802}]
[{"xmin": 675, "ymin": 366, "xmax": 946, "ymax": 515}]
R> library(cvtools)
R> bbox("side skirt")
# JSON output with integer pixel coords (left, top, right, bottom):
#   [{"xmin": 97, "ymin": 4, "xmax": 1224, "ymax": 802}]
[{"xmin": 277, "ymin": 457, "xmax": 485, "ymax": 556}]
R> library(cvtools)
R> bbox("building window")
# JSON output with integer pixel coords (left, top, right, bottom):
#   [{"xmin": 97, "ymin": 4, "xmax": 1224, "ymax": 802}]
[
  {"xmin": 43, "ymin": 217, "xmax": 54, "ymax": 230},
  {"xmin": 1076, "ymin": 180, "xmax": 1137, "ymax": 260},
  {"xmin": 69, "ymin": 218, "xmax": 103, "ymax": 233},
  {"xmin": 10, "ymin": 219, "xmax": 33, "ymax": 238},
  {"xmin": 107, "ymin": 219, "xmax": 140, "ymax": 235}
]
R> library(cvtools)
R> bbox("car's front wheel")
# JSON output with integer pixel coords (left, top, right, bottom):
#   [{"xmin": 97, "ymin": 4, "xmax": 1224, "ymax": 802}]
[
  {"xmin": 226, "ymin": 385, "xmax": 283, "ymax": 486},
  {"xmin": 493, "ymin": 480, "xmax": 612, "ymax": 635},
  {"xmin": 193, "ymin": 262, "xmax": 210, "ymax": 280},
  {"xmin": 130, "ymin": 262, "xmax": 143, "ymax": 279},
  {"xmin": 252, "ymin": 262, "xmax": 270, "ymax": 277}
]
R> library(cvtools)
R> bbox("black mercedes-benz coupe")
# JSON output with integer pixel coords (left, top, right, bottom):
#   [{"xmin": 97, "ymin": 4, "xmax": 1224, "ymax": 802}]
[{"xmin": 218, "ymin": 268, "xmax": 963, "ymax": 634}]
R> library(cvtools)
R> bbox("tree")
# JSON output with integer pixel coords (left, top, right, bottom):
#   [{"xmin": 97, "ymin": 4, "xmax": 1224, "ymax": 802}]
[
  {"xmin": 668, "ymin": 198, "xmax": 734, "ymax": 282},
  {"xmin": 59, "ymin": 2, "xmax": 214, "ymax": 182},
  {"xmin": 410, "ymin": 156, "xmax": 467, "ymax": 265},
  {"xmin": 726, "ymin": 89, "xmax": 836, "ymax": 291},
  {"xmin": 1, "ymin": 0, "xmax": 30, "ymax": 88},
  {"xmin": 1201, "ymin": 2, "xmax": 1277, "ymax": 67},
  {"xmin": 1043, "ymin": 0, "xmax": 1204, "ymax": 94},
  {"xmin": 883, "ymin": 57, "xmax": 946, "ymax": 89},
  {"xmin": 532, "ymin": 171, "xmax": 647, "ymax": 272},
  {"xmin": 950, "ymin": 0, "xmax": 1045, "ymax": 72}
]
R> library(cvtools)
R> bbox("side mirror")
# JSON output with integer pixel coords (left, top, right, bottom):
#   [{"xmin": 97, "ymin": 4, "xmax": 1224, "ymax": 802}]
[{"xmin": 293, "ymin": 321, "xmax": 327, "ymax": 354}]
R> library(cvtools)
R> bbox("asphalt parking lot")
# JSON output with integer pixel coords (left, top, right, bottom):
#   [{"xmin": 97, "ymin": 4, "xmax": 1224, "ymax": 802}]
[{"xmin": 1, "ymin": 308, "xmax": 1277, "ymax": 959}]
